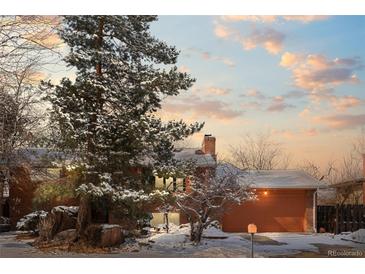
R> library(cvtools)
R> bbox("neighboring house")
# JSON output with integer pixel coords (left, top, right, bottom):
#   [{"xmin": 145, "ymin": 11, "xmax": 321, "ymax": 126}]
[
  {"xmin": 217, "ymin": 163, "xmax": 325, "ymax": 233},
  {"xmin": 0, "ymin": 149, "xmax": 67, "ymax": 228},
  {"xmin": 307, "ymin": 154, "xmax": 365, "ymax": 206}
]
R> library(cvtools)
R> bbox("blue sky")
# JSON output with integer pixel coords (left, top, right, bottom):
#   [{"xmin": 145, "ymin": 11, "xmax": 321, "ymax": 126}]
[{"xmin": 149, "ymin": 16, "xmax": 365, "ymax": 167}]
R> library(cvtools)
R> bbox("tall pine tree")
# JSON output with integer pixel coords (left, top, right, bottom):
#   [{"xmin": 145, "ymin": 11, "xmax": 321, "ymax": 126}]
[{"xmin": 46, "ymin": 16, "xmax": 203, "ymax": 238}]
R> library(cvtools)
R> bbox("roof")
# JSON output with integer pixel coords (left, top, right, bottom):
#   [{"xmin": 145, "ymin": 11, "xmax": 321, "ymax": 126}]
[
  {"xmin": 331, "ymin": 177, "xmax": 365, "ymax": 188},
  {"xmin": 216, "ymin": 162, "xmax": 325, "ymax": 189},
  {"xmin": 174, "ymin": 148, "xmax": 216, "ymax": 167},
  {"xmin": 2, "ymin": 147, "xmax": 216, "ymax": 169}
]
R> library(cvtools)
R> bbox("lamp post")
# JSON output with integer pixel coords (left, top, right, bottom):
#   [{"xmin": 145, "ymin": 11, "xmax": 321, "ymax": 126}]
[{"xmin": 247, "ymin": 223, "xmax": 257, "ymax": 258}]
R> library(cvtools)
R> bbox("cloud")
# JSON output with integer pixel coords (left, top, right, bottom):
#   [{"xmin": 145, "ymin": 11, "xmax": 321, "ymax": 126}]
[
  {"xmin": 213, "ymin": 21, "xmax": 285, "ymax": 55},
  {"xmin": 186, "ymin": 47, "xmax": 235, "ymax": 68},
  {"xmin": 299, "ymin": 108, "xmax": 311, "ymax": 118},
  {"xmin": 242, "ymin": 28, "xmax": 285, "ymax": 54},
  {"xmin": 330, "ymin": 95, "xmax": 361, "ymax": 111},
  {"xmin": 244, "ymin": 88, "xmax": 266, "ymax": 99},
  {"xmin": 282, "ymin": 15, "xmax": 330, "ymax": 23},
  {"xmin": 280, "ymin": 52, "xmax": 302, "ymax": 68},
  {"xmin": 281, "ymin": 52, "xmax": 361, "ymax": 91},
  {"xmin": 162, "ymin": 95, "xmax": 242, "ymax": 121},
  {"xmin": 221, "ymin": 16, "xmax": 277, "ymax": 23},
  {"xmin": 266, "ymin": 96, "xmax": 294, "ymax": 112},
  {"xmin": 205, "ymin": 87, "xmax": 231, "ymax": 96},
  {"xmin": 177, "ymin": 65, "xmax": 191, "ymax": 73},
  {"xmin": 302, "ymin": 128, "xmax": 318, "ymax": 136},
  {"xmin": 214, "ymin": 23, "xmax": 235, "ymax": 39},
  {"xmin": 313, "ymin": 114, "xmax": 365, "ymax": 130},
  {"xmin": 221, "ymin": 15, "xmax": 330, "ymax": 23},
  {"xmin": 283, "ymin": 90, "xmax": 307, "ymax": 98}
]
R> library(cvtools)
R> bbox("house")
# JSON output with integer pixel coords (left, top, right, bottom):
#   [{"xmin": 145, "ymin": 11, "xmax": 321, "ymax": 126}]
[
  {"xmin": 217, "ymin": 163, "xmax": 324, "ymax": 233},
  {"xmin": 0, "ymin": 149, "xmax": 70, "ymax": 228},
  {"xmin": 329, "ymin": 154, "xmax": 365, "ymax": 205},
  {"xmin": 151, "ymin": 134, "xmax": 217, "ymax": 226}
]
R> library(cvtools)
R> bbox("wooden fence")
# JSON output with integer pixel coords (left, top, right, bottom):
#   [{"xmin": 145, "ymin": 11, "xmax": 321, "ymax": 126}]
[{"xmin": 317, "ymin": 205, "xmax": 365, "ymax": 234}]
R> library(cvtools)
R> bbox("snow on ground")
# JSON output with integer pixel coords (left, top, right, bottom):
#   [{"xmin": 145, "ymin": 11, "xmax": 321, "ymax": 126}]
[
  {"xmin": 340, "ymin": 229, "xmax": 365, "ymax": 244},
  {"xmin": 136, "ymin": 225, "xmax": 365, "ymax": 257}
]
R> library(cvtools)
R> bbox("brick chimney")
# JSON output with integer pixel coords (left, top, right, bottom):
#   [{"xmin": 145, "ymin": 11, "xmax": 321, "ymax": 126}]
[{"xmin": 201, "ymin": 134, "xmax": 216, "ymax": 161}]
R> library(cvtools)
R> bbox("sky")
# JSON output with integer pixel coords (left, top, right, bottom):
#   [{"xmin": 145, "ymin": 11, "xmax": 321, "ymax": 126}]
[
  {"xmin": 145, "ymin": 16, "xmax": 365, "ymax": 168},
  {"xmin": 41, "ymin": 16, "xmax": 365, "ymax": 169}
]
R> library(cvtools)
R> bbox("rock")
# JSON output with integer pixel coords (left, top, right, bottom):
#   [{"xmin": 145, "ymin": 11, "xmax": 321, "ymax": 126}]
[
  {"xmin": 0, "ymin": 216, "xmax": 10, "ymax": 224},
  {"xmin": 53, "ymin": 229, "xmax": 77, "ymax": 243},
  {"xmin": 0, "ymin": 224, "xmax": 11, "ymax": 232},
  {"xmin": 86, "ymin": 224, "xmax": 124, "ymax": 247},
  {"xmin": 16, "ymin": 210, "xmax": 48, "ymax": 232},
  {"xmin": 37, "ymin": 206, "xmax": 78, "ymax": 242},
  {"xmin": 49, "ymin": 206, "xmax": 78, "ymax": 236}
]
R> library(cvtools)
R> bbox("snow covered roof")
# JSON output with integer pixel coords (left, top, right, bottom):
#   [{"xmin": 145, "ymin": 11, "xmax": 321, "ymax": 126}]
[
  {"xmin": 173, "ymin": 148, "xmax": 216, "ymax": 167},
  {"xmin": 216, "ymin": 162, "xmax": 325, "ymax": 189}
]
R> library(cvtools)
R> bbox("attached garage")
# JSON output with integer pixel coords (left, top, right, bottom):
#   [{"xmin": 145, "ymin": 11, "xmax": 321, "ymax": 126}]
[{"xmin": 219, "ymin": 167, "xmax": 323, "ymax": 233}]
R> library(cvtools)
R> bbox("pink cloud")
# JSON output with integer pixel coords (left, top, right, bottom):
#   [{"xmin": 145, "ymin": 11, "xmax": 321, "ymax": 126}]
[
  {"xmin": 266, "ymin": 96, "xmax": 294, "ymax": 112},
  {"xmin": 313, "ymin": 114, "xmax": 365, "ymax": 130},
  {"xmin": 281, "ymin": 52, "xmax": 361, "ymax": 91},
  {"xmin": 162, "ymin": 96, "xmax": 242, "ymax": 121},
  {"xmin": 242, "ymin": 28, "xmax": 285, "ymax": 55},
  {"xmin": 221, "ymin": 15, "xmax": 330, "ymax": 23}
]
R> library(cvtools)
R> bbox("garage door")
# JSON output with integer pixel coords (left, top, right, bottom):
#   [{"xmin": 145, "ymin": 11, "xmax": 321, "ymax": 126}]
[{"xmin": 222, "ymin": 189, "xmax": 308, "ymax": 232}]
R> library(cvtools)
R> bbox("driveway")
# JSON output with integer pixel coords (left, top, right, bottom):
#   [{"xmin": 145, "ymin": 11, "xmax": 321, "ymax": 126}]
[{"xmin": 0, "ymin": 230, "xmax": 364, "ymax": 258}]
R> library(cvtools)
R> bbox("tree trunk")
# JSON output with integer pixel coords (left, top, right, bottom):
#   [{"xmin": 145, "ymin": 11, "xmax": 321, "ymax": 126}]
[
  {"xmin": 76, "ymin": 196, "xmax": 91, "ymax": 241},
  {"xmin": 190, "ymin": 221, "xmax": 204, "ymax": 244},
  {"xmin": 76, "ymin": 16, "xmax": 105, "ymax": 242},
  {"xmin": 164, "ymin": 211, "xmax": 169, "ymax": 233}
]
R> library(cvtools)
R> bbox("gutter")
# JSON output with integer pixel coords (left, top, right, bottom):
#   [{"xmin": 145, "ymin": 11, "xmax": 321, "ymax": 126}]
[{"xmin": 313, "ymin": 189, "xmax": 318, "ymax": 233}]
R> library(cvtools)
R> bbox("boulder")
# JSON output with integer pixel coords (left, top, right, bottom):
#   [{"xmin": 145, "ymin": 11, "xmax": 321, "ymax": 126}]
[
  {"xmin": 86, "ymin": 224, "xmax": 124, "ymax": 247},
  {"xmin": 49, "ymin": 206, "xmax": 78, "ymax": 236},
  {"xmin": 38, "ymin": 205, "xmax": 79, "ymax": 241},
  {"xmin": 0, "ymin": 216, "xmax": 10, "ymax": 224},
  {"xmin": 53, "ymin": 229, "xmax": 77, "ymax": 244},
  {"xmin": 16, "ymin": 210, "xmax": 48, "ymax": 232}
]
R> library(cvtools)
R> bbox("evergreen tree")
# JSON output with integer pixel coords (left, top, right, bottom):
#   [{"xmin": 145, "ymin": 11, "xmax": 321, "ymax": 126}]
[{"xmin": 45, "ymin": 16, "xmax": 203, "ymax": 239}]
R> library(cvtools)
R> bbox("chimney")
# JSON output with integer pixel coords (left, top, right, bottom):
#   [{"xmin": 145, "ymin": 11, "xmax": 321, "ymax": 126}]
[{"xmin": 202, "ymin": 134, "xmax": 216, "ymax": 161}]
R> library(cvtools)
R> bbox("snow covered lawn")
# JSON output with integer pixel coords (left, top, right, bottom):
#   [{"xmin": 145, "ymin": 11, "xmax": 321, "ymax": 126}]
[
  {"xmin": 1, "ymin": 226, "xmax": 364, "ymax": 257},
  {"xmin": 132, "ymin": 224, "xmax": 365, "ymax": 257}
]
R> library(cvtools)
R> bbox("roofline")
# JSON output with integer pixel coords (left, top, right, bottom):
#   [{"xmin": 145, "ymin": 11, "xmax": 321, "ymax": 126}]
[{"xmin": 331, "ymin": 177, "xmax": 365, "ymax": 188}]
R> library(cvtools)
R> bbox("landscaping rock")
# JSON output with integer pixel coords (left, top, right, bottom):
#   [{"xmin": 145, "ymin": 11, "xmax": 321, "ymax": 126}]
[
  {"xmin": 53, "ymin": 229, "xmax": 77, "ymax": 244},
  {"xmin": 16, "ymin": 210, "xmax": 48, "ymax": 232},
  {"xmin": 86, "ymin": 224, "xmax": 124, "ymax": 247},
  {"xmin": 0, "ymin": 224, "xmax": 11, "ymax": 232},
  {"xmin": 37, "ymin": 205, "xmax": 79, "ymax": 242},
  {"xmin": 0, "ymin": 216, "xmax": 10, "ymax": 224},
  {"xmin": 49, "ymin": 206, "xmax": 78, "ymax": 235}
]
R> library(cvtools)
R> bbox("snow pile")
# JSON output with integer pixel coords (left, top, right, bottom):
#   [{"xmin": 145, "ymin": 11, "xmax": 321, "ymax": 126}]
[
  {"xmin": 340, "ymin": 229, "xmax": 365, "ymax": 243},
  {"xmin": 203, "ymin": 227, "xmax": 229, "ymax": 238},
  {"xmin": 16, "ymin": 210, "xmax": 48, "ymax": 231},
  {"xmin": 52, "ymin": 206, "xmax": 78, "ymax": 215}
]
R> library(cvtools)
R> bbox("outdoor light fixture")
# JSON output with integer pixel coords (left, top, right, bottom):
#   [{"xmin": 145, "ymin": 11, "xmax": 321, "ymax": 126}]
[
  {"xmin": 263, "ymin": 190, "xmax": 268, "ymax": 196},
  {"xmin": 247, "ymin": 223, "xmax": 257, "ymax": 258}
]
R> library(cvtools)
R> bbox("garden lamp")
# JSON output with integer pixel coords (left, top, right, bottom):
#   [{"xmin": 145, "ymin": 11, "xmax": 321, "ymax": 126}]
[{"xmin": 248, "ymin": 223, "xmax": 257, "ymax": 258}]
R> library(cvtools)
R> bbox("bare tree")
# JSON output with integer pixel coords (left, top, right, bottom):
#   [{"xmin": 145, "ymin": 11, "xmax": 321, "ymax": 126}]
[
  {"xmin": 175, "ymin": 165, "xmax": 255, "ymax": 244},
  {"xmin": 229, "ymin": 132, "xmax": 290, "ymax": 170},
  {"xmin": 0, "ymin": 16, "xmax": 60, "ymax": 214}
]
